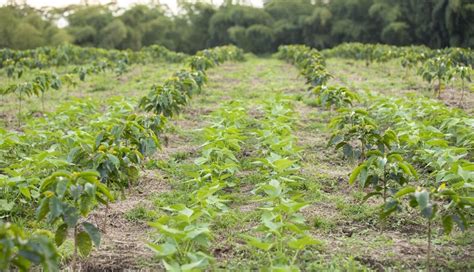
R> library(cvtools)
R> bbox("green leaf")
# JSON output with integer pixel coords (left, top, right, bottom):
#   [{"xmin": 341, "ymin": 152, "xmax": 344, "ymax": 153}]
[
  {"xmin": 287, "ymin": 236, "xmax": 320, "ymax": 250},
  {"xmin": 149, "ymin": 223, "xmax": 184, "ymax": 239},
  {"xmin": 78, "ymin": 171, "xmax": 100, "ymax": 178},
  {"xmin": 147, "ymin": 243, "xmax": 177, "ymax": 257},
  {"xmin": 398, "ymin": 162, "xmax": 417, "ymax": 179},
  {"xmin": 0, "ymin": 199, "xmax": 14, "ymax": 211},
  {"xmin": 36, "ymin": 197, "xmax": 50, "ymax": 221},
  {"xmin": 262, "ymin": 212, "xmax": 281, "ymax": 232},
  {"xmin": 414, "ymin": 191, "xmax": 429, "ymax": 209},
  {"xmin": 273, "ymin": 159, "xmax": 295, "ymax": 172},
  {"xmin": 47, "ymin": 197, "xmax": 63, "ymax": 222},
  {"xmin": 96, "ymin": 183, "xmax": 114, "ymax": 201},
  {"xmin": 394, "ymin": 186, "xmax": 416, "ymax": 198},
  {"xmin": 181, "ymin": 257, "xmax": 207, "ymax": 271},
  {"xmin": 55, "ymin": 179, "xmax": 68, "ymax": 199},
  {"xmin": 82, "ymin": 222, "xmax": 101, "ymax": 247},
  {"xmin": 162, "ymin": 260, "xmax": 181, "ymax": 272},
  {"xmin": 63, "ymin": 206, "xmax": 79, "ymax": 227},
  {"xmin": 76, "ymin": 231, "xmax": 93, "ymax": 257},
  {"xmin": 241, "ymin": 235, "xmax": 273, "ymax": 251},
  {"xmin": 442, "ymin": 215, "xmax": 453, "ymax": 235},
  {"xmin": 349, "ymin": 164, "xmax": 365, "ymax": 185},
  {"xmin": 185, "ymin": 226, "xmax": 210, "ymax": 240},
  {"xmin": 362, "ymin": 192, "xmax": 382, "ymax": 202},
  {"xmin": 55, "ymin": 224, "xmax": 68, "ymax": 246},
  {"xmin": 19, "ymin": 186, "xmax": 31, "ymax": 200}
]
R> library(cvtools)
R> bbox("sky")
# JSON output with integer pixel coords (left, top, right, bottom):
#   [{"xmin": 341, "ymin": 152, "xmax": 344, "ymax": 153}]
[{"xmin": 0, "ymin": 0, "xmax": 264, "ymax": 12}]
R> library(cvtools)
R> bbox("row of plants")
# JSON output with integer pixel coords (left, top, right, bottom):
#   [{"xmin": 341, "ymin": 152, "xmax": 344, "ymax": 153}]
[
  {"xmin": 0, "ymin": 44, "xmax": 187, "ymax": 71},
  {"xmin": 322, "ymin": 42, "xmax": 473, "ymax": 104},
  {"xmin": 0, "ymin": 70, "xmax": 74, "ymax": 126},
  {"xmin": 0, "ymin": 45, "xmax": 244, "ymax": 271},
  {"xmin": 0, "ymin": 61, "xmax": 152, "ymax": 128},
  {"xmin": 279, "ymin": 44, "xmax": 473, "ymax": 269},
  {"xmin": 0, "ymin": 45, "xmax": 194, "ymax": 126},
  {"xmin": 322, "ymin": 42, "xmax": 473, "ymax": 68},
  {"xmin": 147, "ymin": 95, "xmax": 318, "ymax": 270},
  {"xmin": 243, "ymin": 97, "xmax": 319, "ymax": 270},
  {"xmin": 147, "ymin": 101, "xmax": 249, "ymax": 270}
]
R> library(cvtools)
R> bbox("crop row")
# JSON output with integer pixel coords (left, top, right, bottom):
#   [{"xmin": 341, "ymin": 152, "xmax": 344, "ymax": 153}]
[
  {"xmin": 0, "ymin": 44, "xmax": 187, "ymax": 71},
  {"xmin": 279, "ymin": 44, "xmax": 473, "ymax": 269},
  {"xmin": 0, "ymin": 45, "xmax": 244, "ymax": 271},
  {"xmin": 0, "ymin": 45, "xmax": 195, "ymax": 125},
  {"xmin": 243, "ymin": 97, "xmax": 318, "ymax": 270},
  {"xmin": 322, "ymin": 42, "xmax": 473, "ymax": 103},
  {"xmin": 147, "ymin": 101, "xmax": 249, "ymax": 270},
  {"xmin": 146, "ymin": 95, "xmax": 317, "ymax": 270}
]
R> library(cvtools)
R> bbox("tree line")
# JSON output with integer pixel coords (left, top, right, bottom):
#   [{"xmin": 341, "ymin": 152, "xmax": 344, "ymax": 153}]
[{"xmin": 0, "ymin": 0, "xmax": 472, "ymax": 53}]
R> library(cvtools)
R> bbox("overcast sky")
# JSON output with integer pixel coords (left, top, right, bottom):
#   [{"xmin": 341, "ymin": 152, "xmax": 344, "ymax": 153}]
[{"xmin": 0, "ymin": 0, "xmax": 264, "ymax": 12}]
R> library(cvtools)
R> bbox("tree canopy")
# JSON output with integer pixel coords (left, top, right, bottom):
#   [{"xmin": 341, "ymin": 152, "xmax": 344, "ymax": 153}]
[{"xmin": 0, "ymin": 0, "xmax": 472, "ymax": 53}]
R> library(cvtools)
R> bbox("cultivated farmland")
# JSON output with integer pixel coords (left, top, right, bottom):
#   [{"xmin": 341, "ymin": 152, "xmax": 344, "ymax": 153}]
[
  {"xmin": 1, "ymin": 41, "xmax": 473, "ymax": 271},
  {"xmin": 0, "ymin": 0, "xmax": 474, "ymax": 266}
]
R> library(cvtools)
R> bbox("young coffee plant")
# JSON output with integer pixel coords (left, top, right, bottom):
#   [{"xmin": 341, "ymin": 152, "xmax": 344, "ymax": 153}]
[
  {"xmin": 418, "ymin": 56, "xmax": 454, "ymax": 98},
  {"xmin": 36, "ymin": 170, "xmax": 114, "ymax": 270},
  {"xmin": 312, "ymin": 85, "xmax": 360, "ymax": 110},
  {"xmin": 0, "ymin": 222, "xmax": 59, "ymax": 272},
  {"xmin": 388, "ymin": 179, "xmax": 473, "ymax": 270},
  {"xmin": 148, "ymin": 205, "xmax": 214, "ymax": 271},
  {"xmin": 148, "ymin": 100, "xmax": 248, "ymax": 271},
  {"xmin": 328, "ymin": 109, "xmax": 393, "ymax": 160},
  {"xmin": 349, "ymin": 150, "xmax": 418, "ymax": 204},
  {"xmin": 453, "ymin": 65, "xmax": 472, "ymax": 106},
  {"xmin": 243, "ymin": 179, "xmax": 319, "ymax": 270}
]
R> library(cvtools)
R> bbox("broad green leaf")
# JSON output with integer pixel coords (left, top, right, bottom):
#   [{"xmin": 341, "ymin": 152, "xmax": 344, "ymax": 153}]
[
  {"xmin": 55, "ymin": 224, "xmax": 68, "ymax": 246},
  {"xmin": 0, "ymin": 199, "xmax": 14, "ymax": 212},
  {"xmin": 362, "ymin": 192, "xmax": 382, "ymax": 202},
  {"xmin": 76, "ymin": 231, "xmax": 92, "ymax": 257},
  {"xmin": 349, "ymin": 164, "xmax": 365, "ymax": 185},
  {"xmin": 181, "ymin": 257, "xmax": 207, "ymax": 271},
  {"xmin": 394, "ymin": 186, "xmax": 416, "ymax": 198},
  {"xmin": 106, "ymin": 154, "xmax": 120, "ymax": 168},
  {"xmin": 82, "ymin": 222, "xmax": 101, "ymax": 247},
  {"xmin": 19, "ymin": 186, "xmax": 31, "ymax": 200},
  {"xmin": 414, "ymin": 191, "xmax": 429, "ymax": 210},
  {"xmin": 273, "ymin": 159, "xmax": 295, "ymax": 172},
  {"xmin": 48, "ymin": 197, "xmax": 63, "ymax": 222},
  {"xmin": 147, "ymin": 243, "xmax": 177, "ymax": 257},
  {"xmin": 287, "ymin": 236, "xmax": 320, "ymax": 250},
  {"xmin": 63, "ymin": 206, "xmax": 79, "ymax": 227},
  {"xmin": 55, "ymin": 179, "xmax": 68, "ymax": 199},
  {"xmin": 241, "ymin": 235, "xmax": 273, "ymax": 251},
  {"xmin": 442, "ymin": 215, "xmax": 453, "ymax": 235},
  {"xmin": 36, "ymin": 197, "xmax": 50, "ymax": 221},
  {"xmin": 163, "ymin": 260, "xmax": 181, "ymax": 272},
  {"xmin": 398, "ymin": 162, "xmax": 417, "ymax": 179}
]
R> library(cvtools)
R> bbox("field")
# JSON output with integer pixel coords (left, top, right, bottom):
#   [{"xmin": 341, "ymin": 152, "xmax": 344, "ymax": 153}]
[{"xmin": 1, "ymin": 44, "xmax": 473, "ymax": 271}]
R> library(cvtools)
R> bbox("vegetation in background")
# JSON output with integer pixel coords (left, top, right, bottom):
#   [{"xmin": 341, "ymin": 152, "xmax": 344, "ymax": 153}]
[{"xmin": 1, "ymin": 0, "xmax": 473, "ymax": 53}]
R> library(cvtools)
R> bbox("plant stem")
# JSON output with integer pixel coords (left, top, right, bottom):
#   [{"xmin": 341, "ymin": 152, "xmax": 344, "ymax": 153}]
[
  {"xmin": 437, "ymin": 78, "xmax": 441, "ymax": 98},
  {"xmin": 73, "ymin": 225, "xmax": 78, "ymax": 272},
  {"xmin": 427, "ymin": 219, "xmax": 432, "ymax": 272},
  {"xmin": 266, "ymin": 251, "xmax": 273, "ymax": 268},
  {"xmin": 383, "ymin": 179, "xmax": 387, "ymax": 204},
  {"xmin": 459, "ymin": 79, "xmax": 465, "ymax": 107},
  {"xmin": 41, "ymin": 92, "xmax": 45, "ymax": 112},
  {"xmin": 291, "ymin": 249, "xmax": 300, "ymax": 265},
  {"xmin": 18, "ymin": 92, "xmax": 22, "ymax": 127}
]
